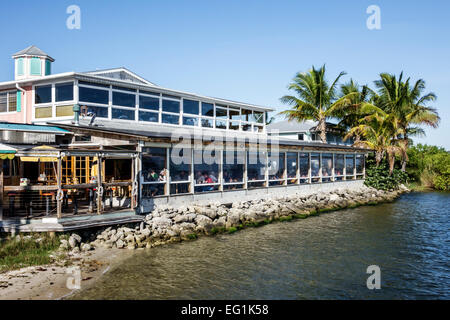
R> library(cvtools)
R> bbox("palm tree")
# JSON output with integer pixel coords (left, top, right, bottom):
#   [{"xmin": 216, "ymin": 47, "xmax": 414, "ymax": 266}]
[
  {"xmin": 279, "ymin": 65, "xmax": 357, "ymax": 143},
  {"xmin": 345, "ymin": 108, "xmax": 403, "ymax": 174},
  {"xmin": 374, "ymin": 73, "xmax": 440, "ymax": 171},
  {"xmin": 337, "ymin": 80, "xmax": 372, "ymax": 144}
]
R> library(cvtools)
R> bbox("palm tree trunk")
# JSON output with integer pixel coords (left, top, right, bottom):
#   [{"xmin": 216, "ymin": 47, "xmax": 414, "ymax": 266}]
[
  {"xmin": 388, "ymin": 151, "xmax": 395, "ymax": 176},
  {"xmin": 375, "ymin": 151, "xmax": 383, "ymax": 167},
  {"xmin": 401, "ymin": 136, "xmax": 408, "ymax": 172},
  {"xmin": 318, "ymin": 117, "xmax": 327, "ymax": 143}
]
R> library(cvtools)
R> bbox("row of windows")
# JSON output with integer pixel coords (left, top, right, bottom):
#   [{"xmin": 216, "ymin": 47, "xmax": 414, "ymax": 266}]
[
  {"xmin": 34, "ymin": 81, "xmax": 265, "ymax": 131},
  {"xmin": 0, "ymin": 91, "xmax": 17, "ymax": 113},
  {"xmin": 141, "ymin": 148, "xmax": 365, "ymax": 196}
]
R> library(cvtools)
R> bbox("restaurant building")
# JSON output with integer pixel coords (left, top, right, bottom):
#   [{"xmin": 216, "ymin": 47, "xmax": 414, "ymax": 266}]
[{"xmin": 0, "ymin": 46, "xmax": 367, "ymax": 231}]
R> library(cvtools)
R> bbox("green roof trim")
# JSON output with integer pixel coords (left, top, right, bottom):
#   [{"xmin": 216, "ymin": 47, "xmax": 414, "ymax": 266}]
[{"xmin": 0, "ymin": 123, "xmax": 70, "ymax": 134}]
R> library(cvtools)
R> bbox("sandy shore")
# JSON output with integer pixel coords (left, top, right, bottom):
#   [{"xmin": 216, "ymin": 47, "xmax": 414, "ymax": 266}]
[{"xmin": 0, "ymin": 247, "xmax": 135, "ymax": 300}]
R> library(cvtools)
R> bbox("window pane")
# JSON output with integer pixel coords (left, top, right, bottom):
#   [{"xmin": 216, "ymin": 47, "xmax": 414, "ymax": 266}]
[
  {"xmin": 0, "ymin": 93, "xmax": 7, "ymax": 112},
  {"xmin": 8, "ymin": 92, "xmax": 17, "ymax": 112},
  {"xmin": 247, "ymin": 151, "xmax": 266, "ymax": 181},
  {"xmin": 269, "ymin": 152, "xmax": 285, "ymax": 180},
  {"xmin": 79, "ymin": 87, "xmax": 109, "ymax": 105},
  {"xmin": 112, "ymin": 86, "xmax": 136, "ymax": 92},
  {"xmin": 300, "ymin": 153, "xmax": 309, "ymax": 183},
  {"xmin": 229, "ymin": 108, "xmax": 240, "ymax": 120},
  {"xmin": 229, "ymin": 121, "xmax": 239, "ymax": 131},
  {"xmin": 183, "ymin": 116, "xmax": 199, "ymax": 126},
  {"xmin": 223, "ymin": 151, "xmax": 244, "ymax": 183},
  {"xmin": 322, "ymin": 153, "xmax": 333, "ymax": 181},
  {"xmin": 242, "ymin": 124, "xmax": 252, "ymax": 132},
  {"xmin": 356, "ymin": 155, "xmax": 364, "ymax": 174},
  {"xmin": 112, "ymin": 108, "xmax": 135, "ymax": 120},
  {"xmin": 253, "ymin": 111, "xmax": 264, "ymax": 123},
  {"xmin": 241, "ymin": 109, "xmax": 252, "ymax": 121},
  {"xmin": 287, "ymin": 152, "xmax": 298, "ymax": 183},
  {"xmin": 56, "ymin": 105, "xmax": 74, "ymax": 117},
  {"xmin": 35, "ymin": 85, "xmax": 52, "ymax": 104},
  {"xmin": 55, "ymin": 82, "xmax": 73, "ymax": 102},
  {"xmin": 194, "ymin": 150, "xmax": 219, "ymax": 192},
  {"xmin": 35, "ymin": 106, "xmax": 52, "ymax": 118},
  {"xmin": 311, "ymin": 153, "xmax": 320, "ymax": 177},
  {"xmin": 139, "ymin": 95, "xmax": 159, "ymax": 111},
  {"xmin": 183, "ymin": 99, "xmax": 199, "ymax": 115},
  {"xmin": 215, "ymin": 120, "xmax": 227, "ymax": 129},
  {"xmin": 170, "ymin": 148, "xmax": 191, "ymax": 182},
  {"xmin": 201, "ymin": 102, "xmax": 214, "ymax": 116},
  {"xmin": 113, "ymin": 91, "xmax": 135, "ymax": 107},
  {"xmin": 142, "ymin": 184, "xmax": 165, "ymax": 197},
  {"xmin": 162, "ymin": 113, "xmax": 179, "ymax": 124},
  {"xmin": 216, "ymin": 107, "xmax": 227, "ymax": 119},
  {"xmin": 142, "ymin": 148, "xmax": 167, "ymax": 183},
  {"xmin": 346, "ymin": 155, "xmax": 355, "ymax": 177},
  {"xmin": 139, "ymin": 111, "xmax": 159, "ymax": 122},
  {"xmin": 334, "ymin": 154, "xmax": 345, "ymax": 176},
  {"xmin": 201, "ymin": 118, "xmax": 213, "ymax": 128},
  {"xmin": 85, "ymin": 105, "xmax": 108, "ymax": 118},
  {"xmin": 78, "ymin": 81, "xmax": 110, "ymax": 88},
  {"xmin": 162, "ymin": 99, "xmax": 180, "ymax": 113}
]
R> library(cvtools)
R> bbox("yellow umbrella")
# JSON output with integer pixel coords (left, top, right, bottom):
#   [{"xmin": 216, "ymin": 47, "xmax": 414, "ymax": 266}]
[{"xmin": 20, "ymin": 145, "xmax": 58, "ymax": 162}]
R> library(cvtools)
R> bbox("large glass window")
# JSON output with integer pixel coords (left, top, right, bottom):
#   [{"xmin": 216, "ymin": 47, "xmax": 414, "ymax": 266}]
[
  {"xmin": 79, "ymin": 86, "xmax": 109, "ymax": 105},
  {"xmin": 269, "ymin": 152, "xmax": 285, "ymax": 181},
  {"xmin": 162, "ymin": 99, "xmax": 180, "ymax": 113},
  {"xmin": 321, "ymin": 153, "xmax": 333, "ymax": 182},
  {"xmin": 247, "ymin": 151, "xmax": 266, "ymax": 182},
  {"xmin": 194, "ymin": 149, "xmax": 219, "ymax": 193},
  {"xmin": 183, "ymin": 99, "xmax": 199, "ymax": 115},
  {"xmin": 55, "ymin": 82, "xmax": 73, "ymax": 102},
  {"xmin": 139, "ymin": 95, "xmax": 159, "ymax": 111},
  {"xmin": 0, "ymin": 92, "xmax": 17, "ymax": 113},
  {"xmin": 356, "ymin": 155, "xmax": 364, "ymax": 175},
  {"xmin": 201, "ymin": 118, "xmax": 213, "ymax": 128},
  {"xmin": 162, "ymin": 113, "xmax": 179, "ymax": 125},
  {"xmin": 223, "ymin": 151, "xmax": 244, "ymax": 184},
  {"xmin": 229, "ymin": 121, "xmax": 239, "ymax": 131},
  {"xmin": 183, "ymin": 116, "xmax": 199, "ymax": 126},
  {"xmin": 253, "ymin": 111, "xmax": 264, "ymax": 124},
  {"xmin": 201, "ymin": 102, "xmax": 214, "ymax": 117},
  {"xmin": 139, "ymin": 111, "xmax": 158, "ymax": 123},
  {"xmin": 113, "ymin": 91, "xmax": 135, "ymax": 107},
  {"xmin": 346, "ymin": 154, "xmax": 355, "ymax": 179},
  {"xmin": 299, "ymin": 153, "xmax": 309, "ymax": 183},
  {"xmin": 241, "ymin": 109, "xmax": 252, "ymax": 122},
  {"xmin": 215, "ymin": 119, "xmax": 227, "ymax": 129},
  {"xmin": 229, "ymin": 108, "xmax": 240, "ymax": 120},
  {"xmin": 216, "ymin": 107, "xmax": 227, "ymax": 119},
  {"xmin": 112, "ymin": 108, "xmax": 135, "ymax": 120},
  {"xmin": 287, "ymin": 152, "xmax": 298, "ymax": 184},
  {"xmin": 85, "ymin": 105, "xmax": 108, "ymax": 118},
  {"xmin": 142, "ymin": 147, "xmax": 167, "ymax": 186},
  {"xmin": 170, "ymin": 147, "xmax": 191, "ymax": 194},
  {"xmin": 334, "ymin": 154, "xmax": 345, "ymax": 180},
  {"xmin": 311, "ymin": 153, "xmax": 320, "ymax": 182},
  {"xmin": 35, "ymin": 85, "xmax": 52, "ymax": 104}
]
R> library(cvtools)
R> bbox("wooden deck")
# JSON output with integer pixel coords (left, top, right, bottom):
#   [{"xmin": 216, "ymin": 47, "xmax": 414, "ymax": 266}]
[{"xmin": 0, "ymin": 209, "xmax": 144, "ymax": 233}]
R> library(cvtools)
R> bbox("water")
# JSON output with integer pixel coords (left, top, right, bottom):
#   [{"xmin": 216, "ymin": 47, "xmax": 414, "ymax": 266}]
[{"xmin": 72, "ymin": 192, "xmax": 450, "ymax": 299}]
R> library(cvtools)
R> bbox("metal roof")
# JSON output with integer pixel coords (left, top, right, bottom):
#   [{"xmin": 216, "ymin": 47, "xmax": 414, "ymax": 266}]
[
  {"xmin": 50, "ymin": 120, "xmax": 367, "ymax": 152},
  {"xmin": 0, "ymin": 122, "xmax": 70, "ymax": 134},
  {"xmin": 12, "ymin": 45, "xmax": 55, "ymax": 62}
]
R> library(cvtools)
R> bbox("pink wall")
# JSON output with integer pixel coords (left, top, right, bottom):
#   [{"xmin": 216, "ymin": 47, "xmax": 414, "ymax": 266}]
[{"xmin": 0, "ymin": 86, "xmax": 32, "ymax": 124}]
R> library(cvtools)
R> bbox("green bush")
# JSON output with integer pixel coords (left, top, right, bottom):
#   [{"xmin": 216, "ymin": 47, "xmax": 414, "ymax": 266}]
[{"xmin": 364, "ymin": 160, "xmax": 408, "ymax": 191}]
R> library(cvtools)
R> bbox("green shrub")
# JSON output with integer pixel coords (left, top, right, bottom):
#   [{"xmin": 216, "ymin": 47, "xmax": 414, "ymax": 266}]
[{"xmin": 364, "ymin": 160, "xmax": 408, "ymax": 190}]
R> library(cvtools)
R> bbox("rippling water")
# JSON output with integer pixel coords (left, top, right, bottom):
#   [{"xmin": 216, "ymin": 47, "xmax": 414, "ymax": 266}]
[{"xmin": 72, "ymin": 192, "xmax": 449, "ymax": 299}]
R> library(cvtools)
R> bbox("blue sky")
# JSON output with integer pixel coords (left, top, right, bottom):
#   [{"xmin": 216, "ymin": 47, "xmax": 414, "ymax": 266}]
[{"xmin": 0, "ymin": 0, "xmax": 448, "ymax": 149}]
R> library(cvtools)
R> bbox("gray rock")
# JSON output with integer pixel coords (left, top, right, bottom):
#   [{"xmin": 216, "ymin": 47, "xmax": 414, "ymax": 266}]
[{"xmin": 116, "ymin": 239, "xmax": 125, "ymax": 249}]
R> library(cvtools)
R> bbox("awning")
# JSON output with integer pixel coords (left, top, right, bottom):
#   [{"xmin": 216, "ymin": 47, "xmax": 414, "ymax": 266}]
[
  {"xmin": 0, "ymin": 144, "xmax": 17, "ymax": 159},
  {"xmin": 20, "ymin": 145, "xmax": 58, "ymax": 162}
]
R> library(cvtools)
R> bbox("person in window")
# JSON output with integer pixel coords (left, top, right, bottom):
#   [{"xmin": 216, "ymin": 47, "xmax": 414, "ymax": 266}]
[
  {"xmin": 159, "ymin": 169, "xmax": 167, "ymax": 182},
  {"xmin": 147, "ymin": 169, "xmax": 158, "ymax": 182},
  {"xmin": 208, "ymin": 171, "xmax": 218, "ymax": 184}
]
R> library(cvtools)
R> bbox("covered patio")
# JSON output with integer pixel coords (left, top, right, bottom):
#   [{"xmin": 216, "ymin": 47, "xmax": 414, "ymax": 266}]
[{"xmin": 0, "ymin": 144, "xmax": 139, "ymax": 222}]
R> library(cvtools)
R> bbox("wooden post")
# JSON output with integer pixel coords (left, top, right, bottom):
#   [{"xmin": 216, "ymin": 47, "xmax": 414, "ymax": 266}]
[
  {"xmin": 97, "ymin": 156, "xmax": 103, "ymax": 215},
  {"xmin": 56, "ymin": 156, "xmax": 62, "ymax": 219},
  {"xmin": 131, "ymin": 156, "xmax": 136, "ymax": 209},
  {"xmin": 0, "ymin": 159, "xmax": 3, "ymax": 221}
]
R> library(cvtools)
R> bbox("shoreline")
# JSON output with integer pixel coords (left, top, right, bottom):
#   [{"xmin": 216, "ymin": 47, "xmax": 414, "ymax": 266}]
[{"xmin": 0, "ymin": 184, "xmax": 410, "ymax": 300}]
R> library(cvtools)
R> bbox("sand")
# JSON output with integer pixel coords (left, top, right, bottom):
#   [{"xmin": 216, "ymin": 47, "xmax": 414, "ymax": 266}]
[{"xmin": 0, "ymin": 247, "xmax": 135, "ymax": 300}]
